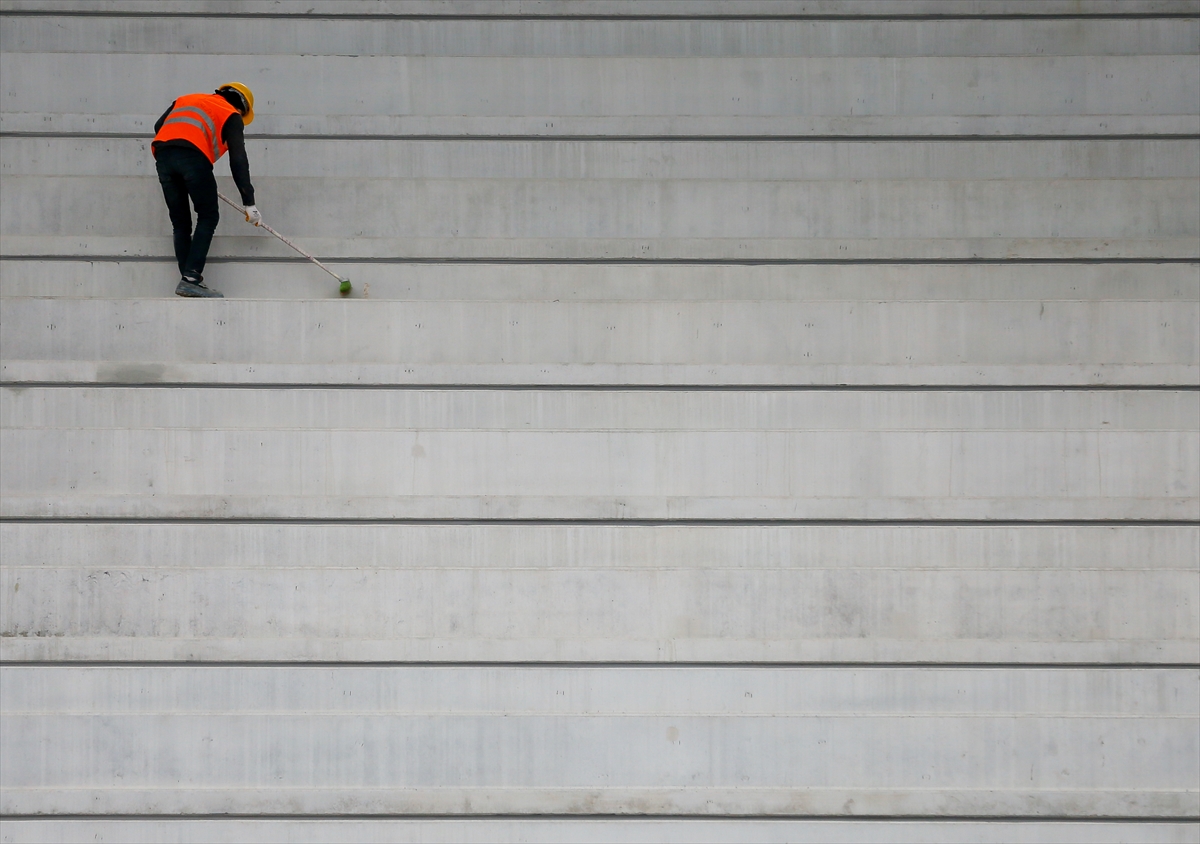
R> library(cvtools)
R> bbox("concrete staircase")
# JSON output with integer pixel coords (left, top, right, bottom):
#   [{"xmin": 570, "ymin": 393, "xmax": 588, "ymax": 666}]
[{"xmin": 1, "ymin": 1, "xmax": 1198, "ymax": 841}]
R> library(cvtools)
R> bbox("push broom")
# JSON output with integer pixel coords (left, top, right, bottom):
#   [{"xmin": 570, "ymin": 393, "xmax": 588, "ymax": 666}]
[{"xmin": 217, "ymin": 190, "xmax": 352, "ymax": 295}]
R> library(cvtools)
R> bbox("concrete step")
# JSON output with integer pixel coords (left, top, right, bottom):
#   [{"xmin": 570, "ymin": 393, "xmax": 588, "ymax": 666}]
[
  {"xmin": 6, "ymin": 0, "xmax": 1199, "ymax": 16},
  {"xmin": 3, "ymin": 665, "xmax": 1195, "ymax": 816},
  {"xmin": 2, "ymin": 388, "xmax": 1195, "ymax": 520},
  {"xmin": 3, "ymin": 522, "xmax": 1196, "ymax": 663},
  {"xmin": 2, "ymin": 297, "xmax": 1195, "ymax": 385},
  {"xmin": 6, "ymin": 14, "xmax": 1198, "ymax": 57},
  {"xmin": 5, "ymin": 136, "xmax": 1194, "ymax": 259},
  {"xmin": 1, "ymin": 819, "xmax": 1196, "ymax": 844},
  {"xmin": 7, "ymin": 387, "xmax": 1194, "ymax": 430},
  {"xmin": 5, "ymin": 178, "xmax": 1195, "ymax": 260},
  {"xmin": 11, "ymin": 113, "xmax": 1197, "ymax": 138},
  {"xmin": 3, "ymin": 260, "xmax": 1197, "ymax": 303},
  {"xmin": 3, "ymin": 53, "xmax": 1196, "ymax": 138},
  {"xmin": 14, "ymin": 138, "xmax": 1198, "ymax": 181}
]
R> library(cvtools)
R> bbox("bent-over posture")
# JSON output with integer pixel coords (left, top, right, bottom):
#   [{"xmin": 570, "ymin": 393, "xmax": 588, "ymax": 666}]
[{"xmin": 151, "ymin": 82, "xmax": 261, "ymax": 298}]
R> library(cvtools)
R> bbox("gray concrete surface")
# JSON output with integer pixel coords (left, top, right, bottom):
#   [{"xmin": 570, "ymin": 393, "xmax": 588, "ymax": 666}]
[
  {"xmin": 8, "ymin": 386, "xmax": 1195, "ymax": 429},
  {"xmin": 2, "ymin": 0, "xmax": 1197, "ymax": 837},
  {"xmin": 4, "ymin": 0, "xmax": 1198, "ymax": 17},
  {"xmin": 6, "ymin": 178, "xmax": 1193, "ymax": 260},
  {"xmin": 16, "ymin": 138, "xmax": 1200, "ymax": 180},
  {"xmin": 17, "ymin": 174, "xmax": 1186, "ymax": 241},
  {"xmin": 3, "ymin": 259, "xmax": 1195, "ymax": 301},
  {"xmin": 5, "ymin": 137, "xmax": 1196, "ymax": 261},
  {"xmin": 3, "ymin": 297, "xmax": 1196, "ymax": 385},
  {"xmin": 7, "ymin": 15, "xmax": 1200, "ymax": 56},
  {"xmin": 3, "ymin": 53, "xmax": 1196, "ymax": 139},
  {"xmin": 3, "ymin": 522, "xmax": 1196, "ymax": 662},
  {"xmin": 4, "ymin": 819, "xmax": 1200, "ymax": 844},
  {"xmin": 2, "ymin": 666, "xmax": 1197, "ymax": 816},
  {"xmin": 3, "ymin": 387, "xmax": 1196, "ymax": 520},
  {"xmin": 10, "ymin": 111, "xmax": 1197, "ymax": 137}
]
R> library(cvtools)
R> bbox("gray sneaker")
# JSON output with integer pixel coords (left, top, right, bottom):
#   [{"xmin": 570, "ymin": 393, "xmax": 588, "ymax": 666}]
[{"xmin": 175, "ymin": 275, "xmax": 224, "ymax": 298}]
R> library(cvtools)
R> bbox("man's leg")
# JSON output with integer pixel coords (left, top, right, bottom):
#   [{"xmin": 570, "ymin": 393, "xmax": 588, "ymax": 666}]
[
  {"xmin": 182, "ymin": 158, "xmax": 220, "ymax": 279},
  {"xmin": 156, "ymin": 152, "xmax": 193, "ymax": 277}
]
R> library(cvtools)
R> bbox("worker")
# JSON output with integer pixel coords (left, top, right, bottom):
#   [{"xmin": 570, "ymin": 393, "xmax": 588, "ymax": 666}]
[{"xmin": 151, "ymin": 83, "xmax": 261, "ymax": 298}]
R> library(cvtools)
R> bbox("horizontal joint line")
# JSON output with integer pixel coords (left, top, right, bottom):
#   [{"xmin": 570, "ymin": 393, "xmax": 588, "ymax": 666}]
[
  {"xmin": 3, "ymin": 384, "xmax": 1197, "ymax": 392},
  {"xmin": 2, "ymin": 256, "xmax": 1198, "ymax": 266},
  {"xmin": 1, "ymin": 518, "xmax": 1196, "ymax": 527},
  {"xmin": 2, "ymin": 662, "xmax": 1197, "ymax": 671},
  {"xmin": 5, "ymin": 132, "xmax": 1199, "ymax": 142},
  {"xmin": 2, "ymin": 814, "xmax": 1198, "ymax": 823},
  {"xmin": 3, "ymin": 11, "xmax": 1198, "ymax": 20}
]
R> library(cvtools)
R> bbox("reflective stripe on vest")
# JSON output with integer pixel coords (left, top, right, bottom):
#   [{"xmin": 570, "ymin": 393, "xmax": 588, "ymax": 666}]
[{"xmin": 153, "ymin": 94, "xmax": 236, "ymax": 164}]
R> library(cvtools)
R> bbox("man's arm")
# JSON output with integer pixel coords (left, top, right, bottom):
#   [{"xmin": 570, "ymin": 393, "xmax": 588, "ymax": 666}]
[
  {"xmin": 221, "ymin": 114, "xmax": 256, "ymax": 207},
  {"xmin": 153, "ymin": 101, "xmax": 175, "ymax": 134}
]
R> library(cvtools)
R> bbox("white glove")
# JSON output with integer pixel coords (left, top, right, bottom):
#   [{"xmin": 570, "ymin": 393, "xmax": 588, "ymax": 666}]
[{"xmin": 244, "ymin": 205, "xmax": 262, "ymax": 226}]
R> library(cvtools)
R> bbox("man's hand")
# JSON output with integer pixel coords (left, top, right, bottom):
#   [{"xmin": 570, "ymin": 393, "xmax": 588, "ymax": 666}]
[{"xmin": 244, "ymin": 205, "xmax": 262, "ymax": 226}]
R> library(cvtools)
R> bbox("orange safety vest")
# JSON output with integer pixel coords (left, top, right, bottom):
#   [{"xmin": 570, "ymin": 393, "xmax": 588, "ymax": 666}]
[{"xmin": 152, "ymin": 93, "xmax": 239, "ymax": 164}]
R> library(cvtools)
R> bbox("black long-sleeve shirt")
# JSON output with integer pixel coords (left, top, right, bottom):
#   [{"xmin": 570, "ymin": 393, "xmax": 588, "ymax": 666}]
[{"xmin": 153, "ymin": 99, "xmax": 256, "ymax": 206}]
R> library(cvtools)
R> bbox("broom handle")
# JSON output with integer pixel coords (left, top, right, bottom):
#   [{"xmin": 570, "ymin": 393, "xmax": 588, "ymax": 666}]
[{"xmin": 216, "ymin": 191, "xmax": 348, "ymax": 284}]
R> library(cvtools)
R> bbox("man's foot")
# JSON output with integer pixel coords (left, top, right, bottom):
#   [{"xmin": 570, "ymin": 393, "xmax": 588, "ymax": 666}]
[{"xmin": 175, "ymin": 275, "xmax": 223, "ymax": 298}]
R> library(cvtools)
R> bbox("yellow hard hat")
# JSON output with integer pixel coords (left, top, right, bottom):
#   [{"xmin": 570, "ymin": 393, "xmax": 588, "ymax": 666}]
[{"xmin": 217, "ymin": 82, "xmax": 255, "ymax": 125}]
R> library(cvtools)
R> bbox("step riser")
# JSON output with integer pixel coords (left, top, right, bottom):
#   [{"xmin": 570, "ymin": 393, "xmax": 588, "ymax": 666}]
[
  {"xmin": 4, "ymin": 429, "xmax": 1195, "ymax": 517},
  {"xmin": 6, "ymin": 17, "xmax": 1197, "ymax": 57},
  {"xmin": 5, "ymin": 54, "xmax": 1196, "ymax": 121},
  {"xmin": 11, "ymin": 138, "xmax": 1199, "ymax": 180},
  {"xmin": 5, "ymin": 571, "xmax": 1196, "ymax": 663},
  {"xmin": 4, "ymin": 301, "xmax": 1195, "ymax": 375},
  {"xmin": 7, "ymin": 388, "xmax": 1195, "ymax": 431},
  {"xmin": 10, "ymin": 112, "xmax": 1198, "ymax": 137},
  {"xmin": 6, "ymin": 523, "xmax": 1192, "ymax": 571},
  {"xmin": 2, "ymin": 666, "xmax": 1196, "ymax": 815},
  {"xmin": 11, "ymin": 666, "xmax": 1192, "ymax": 714},
  {"xmin": 0, "ymin": 819, "xmax": 1192, "ymax": 844},
  {"xmin": 7, "ymin": 177, "xmax": 1195, "ymax": 247},
  {"xmin": 8, "ymin": 0, "xmax": 1200, "ymax": 16},
  {"xmin": 7, "ymin": 523, "xmax": 1193, "ymax": 662},
  {"xmin": 3, "ymin": 261, "xmax": 1198, "ymax": 301}
]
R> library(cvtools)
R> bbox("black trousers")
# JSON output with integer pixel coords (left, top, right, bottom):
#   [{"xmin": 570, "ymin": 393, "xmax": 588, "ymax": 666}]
[{"xmin": 155, "ymin": 145, "xmax": 219, "ymax": 278}]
